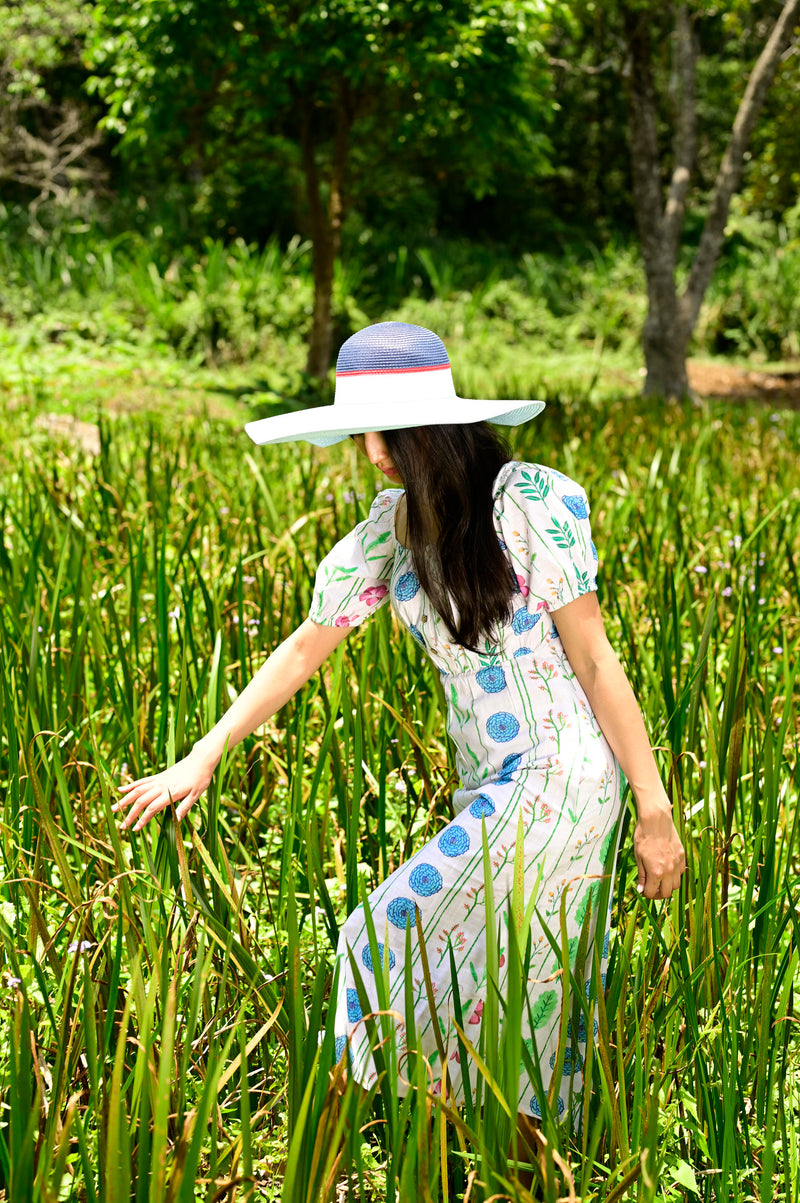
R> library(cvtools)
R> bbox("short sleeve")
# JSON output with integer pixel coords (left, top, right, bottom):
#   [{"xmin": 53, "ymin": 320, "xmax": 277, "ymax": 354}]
[
  {"xmin": 495, "ymin": 463, "xmax": 598, "ymax": 611},
  {"xmin": 309, "ymin": 490, "xmax": 401, "ymax": 628}
]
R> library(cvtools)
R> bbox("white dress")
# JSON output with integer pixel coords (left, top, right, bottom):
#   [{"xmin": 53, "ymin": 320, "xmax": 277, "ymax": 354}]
[{"xmin": 309, "ymin": 461, "xmax": 623, "ymax": 1119}]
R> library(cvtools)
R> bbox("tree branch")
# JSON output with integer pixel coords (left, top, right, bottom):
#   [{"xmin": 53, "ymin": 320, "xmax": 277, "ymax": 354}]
[
  {"xmin": 681, "ymin": 0, "xmax": 800, "ymax": 332},
  {"xmin": 546, "ymin": 56, "xmax": 617, "ymax": 75}
]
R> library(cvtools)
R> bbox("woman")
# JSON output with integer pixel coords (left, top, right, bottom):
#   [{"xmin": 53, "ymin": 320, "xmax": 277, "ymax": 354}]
[{"xmin": 113, "ymin": 321, "xmax": 685, "ymax": 1136}]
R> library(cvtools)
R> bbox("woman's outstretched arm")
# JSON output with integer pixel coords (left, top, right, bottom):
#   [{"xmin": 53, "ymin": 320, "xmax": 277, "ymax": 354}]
[
  {"xmin": 552, "ymin": 591, "xmax": 687, "ymax": 900},
  {"xmin": 112, "ymin": 618, "xmax": 350, "ymax": 831}
]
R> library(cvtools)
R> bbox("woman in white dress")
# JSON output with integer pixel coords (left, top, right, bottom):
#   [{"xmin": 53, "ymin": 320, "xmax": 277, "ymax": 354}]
[{"xmin": 113, "ymin": 322, "xmax": 686, "ymax": 1167}]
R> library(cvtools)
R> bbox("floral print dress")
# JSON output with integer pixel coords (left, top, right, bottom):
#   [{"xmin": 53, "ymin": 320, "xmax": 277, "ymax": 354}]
[{"xmin": 309, "ymin": 461, "xmax": 624, "ymax": 1120}]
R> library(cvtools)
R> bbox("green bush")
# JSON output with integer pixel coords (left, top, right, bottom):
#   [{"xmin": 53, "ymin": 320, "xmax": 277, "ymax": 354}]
[{"xmin": 1, "ymin": 213, "xmax": 799, "ymax": 369}]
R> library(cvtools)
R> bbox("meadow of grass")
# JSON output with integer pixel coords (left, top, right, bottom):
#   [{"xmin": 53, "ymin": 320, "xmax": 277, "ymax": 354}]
[{"xmin": 0, "ymin": 348, "xmax": 798, "ymax": 1202}]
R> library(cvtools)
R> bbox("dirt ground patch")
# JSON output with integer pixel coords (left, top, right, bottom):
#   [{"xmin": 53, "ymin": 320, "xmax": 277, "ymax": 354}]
[{"xmin": 688, "ymin": 360, "xmax": 800, "ymax": 407}]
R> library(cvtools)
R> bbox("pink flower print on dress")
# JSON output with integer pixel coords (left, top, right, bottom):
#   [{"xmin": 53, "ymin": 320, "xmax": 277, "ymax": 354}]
[
  {"xmin": 359, "ymin": 584, "xmax": 388, "ymax": 607},
  {"xmin": 334, "ymin": 615, "xmax": 352, "ymax": 627},
  {"xmin": 515, "ymin": 574, "xmax": 530, "ymax": 597},
  {"xmin": 469, "ymin": 998, "xmax": 484, "ymax": 1025}
]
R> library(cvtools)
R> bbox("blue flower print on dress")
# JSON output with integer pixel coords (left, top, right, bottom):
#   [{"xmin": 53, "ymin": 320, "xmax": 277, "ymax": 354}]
[
  {"xmin": 551, "ymin": 1047, "xmax": 582, "ymax": 1075},
  {"xmin": 395, "ymin": 571, "xmax": 421, "ymax": 601},
  {"xmin": 568, "ymin": 1013, "xmax": 598, "ymax": 1043},
  {"xmin": 486, "ymin": 711, "xmax": 520, "ymax": 743},
  {"xmin": 346, "ymin": 989, "xmax": 363, "ymax": 1022},
  {"xmin": 362, "ymin": 942, "xmax": 396, "ymax": 973},
  {"xmin": 387, "ymin": 897, "xmax": 418, "ymax": 929},
  {"xmin": 497, "ymin": 538, "xmax": 508, "ymax": 550},
  {"xmin": 409, "ymin": 624, "xmax": 426, "ymax": 647},
  {"xmin": 512, "ymin": 608, "xmax": 541, "ymax": 635},
  {"xmin": 409, "ymin": 862, "xmax": 443, "ymax": 897},
  {"xmin": 590, "ymin": 539, "xmax": 599, "ymax": 562},
  {"xmin": 335, "ymin": 1035, "xmax": 347, "ymax": 1062},
  {"xmin": 602, "ymin": 931, "xmax": 610, "ymax": 958},
  {"xmin": 438, "ymin": 825, "xmax": 470, "ymax": 857},
  {"xmin": 469, "ymin": 794, "xmax": 496, "ymax": 819},
  {"xmin": 530, "ymin": 1095, "xmax": 565, "ymax": 1119},
  {"xmin": 497, "ymin": 752, "xmax": 522, "ymax": 783},
  {"xmin": 513, "ymin": 646, "xmax": 532, "ymax": 658},
  {"xmin": 476, "ymin": 665, "xmax": 506, "ymax": 694},
  {"xmin": 562, "ymin": 494, "xmax": 589, "ymax": 520}
]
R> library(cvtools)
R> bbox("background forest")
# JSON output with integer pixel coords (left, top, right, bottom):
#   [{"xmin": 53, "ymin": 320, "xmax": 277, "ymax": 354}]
[
  {"xmin": 3, "ymin": 0, "xmax": 800, "ymax": 403},
  {"xmin": 1, "ymin": 3, "xmax": 800, "ymax": 1203}
]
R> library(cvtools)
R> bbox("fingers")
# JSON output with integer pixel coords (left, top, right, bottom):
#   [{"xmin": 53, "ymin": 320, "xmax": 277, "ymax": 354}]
[
  {"xmin": 636, "ymin": 859, "xmax": 686, "ymax": 900},
  {"xmin": 111, "ymin": 776, "xmax": 164, "ymax": 813},
  {"xmin": 636, "ymin": 857, "xmax": 647, "ymax": 895},
  {"xmin": 633, "ymin": 819, "xmax": 687, "ymax": 900},
  {"xmin": 130, "ymin": 794, "xmax": 179, "ymax": 831},
  {"xmin": 175, "ymin": 797, "xmax": 196, "ymax": 822},
  {"xmin": 120, "ymin": 787, "xmax": 170, "ymax": 829},
  {"xmin": 112, "ymin": 771, "xmax": 200, "ymax": 830}
]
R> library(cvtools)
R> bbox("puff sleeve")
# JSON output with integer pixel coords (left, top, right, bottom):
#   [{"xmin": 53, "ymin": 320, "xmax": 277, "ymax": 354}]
[
  {"xmin": 309, "ymin": 490, "xmax": 401, "ymax": 628},
  {"xmin": 495, "ymin": 463, "xmax": 599, "ymax": 612}
]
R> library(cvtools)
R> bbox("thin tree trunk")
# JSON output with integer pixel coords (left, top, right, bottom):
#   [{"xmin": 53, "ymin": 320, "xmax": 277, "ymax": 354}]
[
  {"xmin": 302, "ymin": 87, "xmax": 353, "ymax": 379},
  {"xmin": 624, "ymin": 5, "xmax": 694, "ymax": 397},
  {"xmin": 623, "ymin": 0, "xmax": 800, "ymax": 397}
]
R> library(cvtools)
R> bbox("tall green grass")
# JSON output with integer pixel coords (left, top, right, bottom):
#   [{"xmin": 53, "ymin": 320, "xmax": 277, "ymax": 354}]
[{"xmin": 0, "ymin": 390, "xmax": 798, "ymax": 1200}]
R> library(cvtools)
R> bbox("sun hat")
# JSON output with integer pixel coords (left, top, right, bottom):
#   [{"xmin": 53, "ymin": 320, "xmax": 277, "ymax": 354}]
[{"xmin": 244, "ymin": 321, "xmax": 545, "ymax": 446}]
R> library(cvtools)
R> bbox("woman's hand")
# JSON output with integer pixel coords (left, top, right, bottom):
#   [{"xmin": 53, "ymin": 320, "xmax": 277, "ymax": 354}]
[
  {"xmin": 633, "ymin": 799, "xmax": 687, "ymax": 900},
  {"xmin": 552, "ymin": 594, "xmax": 688, "ymax": 901},
  {"xmin": 112, "ymin": 748, "xmax": 216, "ymax": 831}
]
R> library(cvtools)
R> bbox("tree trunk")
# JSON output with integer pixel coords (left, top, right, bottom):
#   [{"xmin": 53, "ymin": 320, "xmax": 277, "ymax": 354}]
[
  {"xmin": 623, "ymin": 4, "xmax": 696, "ymax": 397},
  {"xmin": 623, "ymin": 0, "xmax": 800, "ymax": 397},
  {"xmin": 642, "ymin": 305, "xmax": 690, "ymax": 397},
  {"xmin": 301, "ymin": 87, "xmax": 352, "ymax": 379}
]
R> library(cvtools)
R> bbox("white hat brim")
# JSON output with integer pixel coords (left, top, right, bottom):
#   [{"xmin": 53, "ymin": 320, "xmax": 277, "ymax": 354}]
[{"xmin": 245, "ymin": 397, "xmax": 545, "ymax": 447}]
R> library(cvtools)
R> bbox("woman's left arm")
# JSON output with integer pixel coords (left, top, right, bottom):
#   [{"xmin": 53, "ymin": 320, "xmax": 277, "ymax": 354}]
[{"xmin": 552, "ymin": 591, "xmax": 687, "ymax": 900}]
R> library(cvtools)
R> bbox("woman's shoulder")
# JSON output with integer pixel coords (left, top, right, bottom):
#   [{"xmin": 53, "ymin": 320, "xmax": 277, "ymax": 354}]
[
  {"xmin": 370, "ymin": 487, "xmax": 405, "ymax": 512},
  {"xmin": 494, "ymin": 460, "xmax": 587, "ymax": 503},
  {"xmin": 366, "ymin": 487, "xmax": 404, "ymax": 532}
]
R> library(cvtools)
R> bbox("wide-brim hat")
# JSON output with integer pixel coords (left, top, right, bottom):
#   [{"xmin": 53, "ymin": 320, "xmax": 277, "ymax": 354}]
[{"xmin": 244, "ymin": 321, "xmax": 545, "ymax": 446}]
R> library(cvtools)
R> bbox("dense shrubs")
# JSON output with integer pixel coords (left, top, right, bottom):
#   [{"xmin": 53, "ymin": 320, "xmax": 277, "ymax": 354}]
[{"xmin": 1, "ymin": 215, "xmax": 799, "ymax": 368}]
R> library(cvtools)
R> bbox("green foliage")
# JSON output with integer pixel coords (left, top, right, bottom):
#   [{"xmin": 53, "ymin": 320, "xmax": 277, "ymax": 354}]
[
  {"xmin": 86, "ymin": 0, "xmax": 554, "ymax": 240},
  {"xmin": 0, "ymin": 372, "xmax": 798, "ymax": 1197},
  {"xmin": 0, "ymin": 0, "xmax": 91, "ymax": 100},
  {"xmin": 0, "ymin": 0, "xmax": 102, "ymax": 217},
  {"xmin": 698, "ymin": 199, "xmax": 800, "ymax": 359}
]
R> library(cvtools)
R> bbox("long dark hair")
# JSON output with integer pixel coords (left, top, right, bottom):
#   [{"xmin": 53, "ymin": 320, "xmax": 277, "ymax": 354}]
[{"xmin": 383, "ymin": 423, "xmax": 514, "ymax": 652}]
